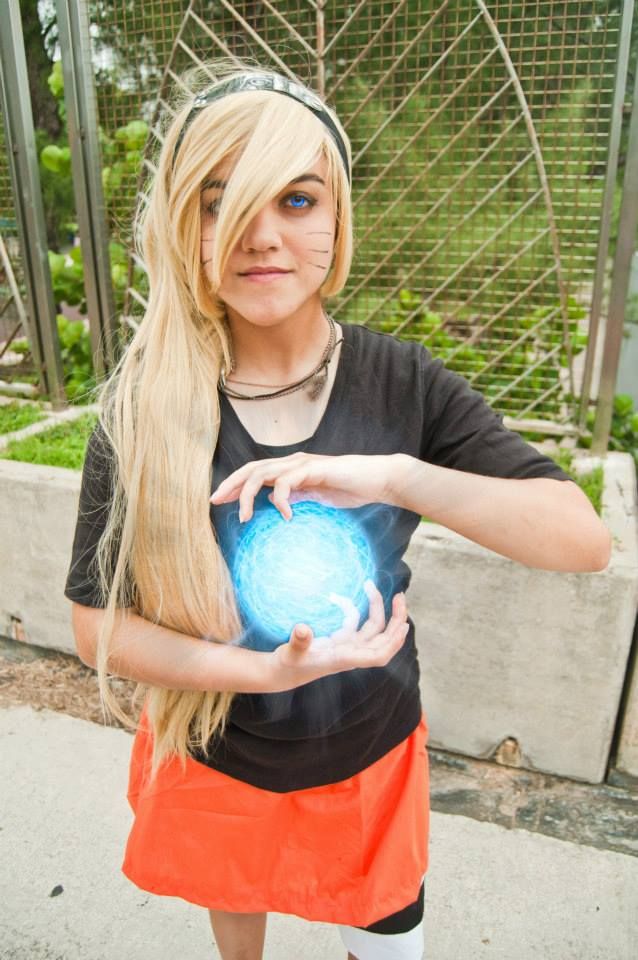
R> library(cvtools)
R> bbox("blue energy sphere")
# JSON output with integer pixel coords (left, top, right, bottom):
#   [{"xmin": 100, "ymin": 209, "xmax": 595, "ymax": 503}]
[{"xmin": 232, "ymin": 500, "xmax": 376, "ymax": 646}]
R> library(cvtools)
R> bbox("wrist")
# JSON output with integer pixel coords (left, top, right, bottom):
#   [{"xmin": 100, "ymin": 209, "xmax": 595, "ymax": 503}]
[
  {"xmin": 384, "ymin": 454, "xmax": 425, "ymax": 510},
  {"xmin": 202, "ymin": 640, "xmax": 277, "ymax": 694}
]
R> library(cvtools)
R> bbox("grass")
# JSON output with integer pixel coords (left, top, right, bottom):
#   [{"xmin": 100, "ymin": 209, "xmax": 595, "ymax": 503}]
[
  {"xmin": 550, "ymin": 448, "xmax": 604, "ymax": 516},
  {"xmin": 0, "ymin": 401, "xmax": 45, "ymax": 435},
  {"xmin": 0, "ymin": 410, "xmax": 604, "ymax": 515},
  {"xmin": 0, "ymin": 412, "xmax": 98, "ymax": 470}
]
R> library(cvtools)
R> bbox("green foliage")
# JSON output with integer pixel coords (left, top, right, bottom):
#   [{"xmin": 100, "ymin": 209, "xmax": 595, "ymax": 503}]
[
  {"xmin": 549, "ymin": 448, "xmax": 604, "ymax": 515},
  {"xmin": 36, "ymin": 127, "xmax": 76, "ymax": 249},
  {"xmin": 101, "ymin": 120, "xmax": 148, "ymax": 204},
  {"xmin": 0, "ymin": 413, "xmax": 98, "ymax": 470},
  {"xmin": 594, "ymin": 394, "xmax": 638, "ymax": 468},
  {"xmin": 9, "ymin": 339, "xmax": 31, "ymax": 357},
  {"xmin": 48, "ymin": 248, "xmax": 86, "ymax": 310},
  {"xmin": 41, "ymin": 144, "xmax": 72, "ymax": 176},
  {"xmin": 56, "ymin": 315, "xmax": 96, "ymax": 404},
  {"xmin": 47, "ymin": 60, "xmax": 64, "ymax": 100},
  {"xmin": 344, "ymin": 287, "xmax": 587, "ymax": 419},
  {"xmin": 579, "ymin": 394, "xmax": 638, "ymax": 468},
  {"xmin": 0, "ymin": 402, "xmax": 45, "ymax": 435}
]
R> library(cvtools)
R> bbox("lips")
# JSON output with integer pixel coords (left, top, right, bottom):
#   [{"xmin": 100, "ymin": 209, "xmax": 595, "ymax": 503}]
[{"xmin": 239, "ymin": 266, "xmax": 291, "ymax": 275}]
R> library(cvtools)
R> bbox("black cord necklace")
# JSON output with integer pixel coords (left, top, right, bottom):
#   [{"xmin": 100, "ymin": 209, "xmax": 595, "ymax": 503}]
[{"xmin": 219, "ymin": 315, "xmax": 343, "ymax": 402}]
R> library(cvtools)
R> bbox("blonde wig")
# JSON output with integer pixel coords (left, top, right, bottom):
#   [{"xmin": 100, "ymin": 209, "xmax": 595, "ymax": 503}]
[{"xmin": 91, "ymin": 62, "xmax": 354, "ymax": 779}]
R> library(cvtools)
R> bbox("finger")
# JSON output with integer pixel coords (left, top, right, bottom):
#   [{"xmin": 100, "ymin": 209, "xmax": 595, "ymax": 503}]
[
  {"xmin": 368, "ymin": 609, "xmax": 410, "ymax": 657},
  {"xmin": 289, "ymin": 623, "xmax": 313, "ymax": 649},
  {"xmin": 384, "ymin": 592, "xmax": 408, "ymax": 635},
  {"xmin": 328, "ymin": 594, "xmax": 361, "ymax": 635},
  {"xmin": 361, "ymin": 620, "xmax": 409, "ymax": 667},
  {"xmin": 360, "ymin": 590, "xmax": 406, "ymax": 647},
  {"xmin": 357, "ymin": 580, "xmax": 386, "ymax": 640},
  {"xmin": 210, "ymin": 457, "xmax": 295, "ymax": 504},
  {"xmin": 237, "ymin": 474, "xmax": 268, "ymax": 523},
  {"xmin": 269, "ymin": 478, "xmax": 293, "ymax": 521},
  {"xmin": 269, "ymin": 465, "xmax": 321, "ymax": 512},
  {"xmin": 210, "ymin": 463, "xmax": 260, "ymax": 504}
]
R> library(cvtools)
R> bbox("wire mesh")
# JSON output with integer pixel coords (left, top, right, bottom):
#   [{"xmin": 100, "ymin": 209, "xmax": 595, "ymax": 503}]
[
  {"xmin": 86, "ymin": 0, "xmax": 621, "ymax": 426},
  {"xmin": 0, "ymin": 117, "xmax": 27, "ymax": 351}
]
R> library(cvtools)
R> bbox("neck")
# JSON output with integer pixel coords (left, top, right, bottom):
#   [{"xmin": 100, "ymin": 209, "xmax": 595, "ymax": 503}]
[{"xmin": 225, "ymin": 301, "xmax": 330, "ymax": 384}]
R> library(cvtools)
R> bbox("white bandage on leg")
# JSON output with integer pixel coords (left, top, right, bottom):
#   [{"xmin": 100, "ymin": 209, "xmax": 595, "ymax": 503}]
[{"xmin": 337, "ymin": 918, "xmax": 425, "ymax": 960}]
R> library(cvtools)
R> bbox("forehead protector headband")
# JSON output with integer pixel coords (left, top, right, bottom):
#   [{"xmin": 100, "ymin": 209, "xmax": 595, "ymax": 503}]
[{"xmin": 172, "ymin": 72, "xmax": 351, "ymax": 183}]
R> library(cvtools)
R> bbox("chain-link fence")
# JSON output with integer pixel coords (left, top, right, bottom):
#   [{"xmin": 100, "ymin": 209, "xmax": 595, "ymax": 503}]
[
  {"xmin": 0, "ymin": 120, "xmax": 25, "ymax": 351},
  {"xmin": 0, "ymin": 1, "xmax": 634, "ymax": 433},
  {"xmin": 86, "ymin": 0, "xmax": 627, "ymax": 428}
]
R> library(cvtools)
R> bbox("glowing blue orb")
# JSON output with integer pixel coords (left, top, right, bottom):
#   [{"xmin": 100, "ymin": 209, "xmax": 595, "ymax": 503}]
[{"xmin": 232, "ymin": 500, "xmax": 376, "ymax": 647}]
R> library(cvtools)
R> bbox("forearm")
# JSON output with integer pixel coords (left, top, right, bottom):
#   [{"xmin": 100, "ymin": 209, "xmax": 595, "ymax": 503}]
[
  {"xmin": 73, "ymin": 604, "xmax": 274, "ymax": 693},
  {"xmin": 386, "ymin": 454, "xmax": 611, "ymax": 572}
]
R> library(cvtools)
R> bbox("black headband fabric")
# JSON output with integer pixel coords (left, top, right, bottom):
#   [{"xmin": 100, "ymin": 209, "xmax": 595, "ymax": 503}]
[{"xmin": 172, "ymin": 72, "xmax": 351, "ymax": 183}]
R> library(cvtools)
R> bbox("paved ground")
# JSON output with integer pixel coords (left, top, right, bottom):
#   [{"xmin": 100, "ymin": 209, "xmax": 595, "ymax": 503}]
[{"xmin": 1, "ymin": 703, "xmax": 637, "ymax": 960}]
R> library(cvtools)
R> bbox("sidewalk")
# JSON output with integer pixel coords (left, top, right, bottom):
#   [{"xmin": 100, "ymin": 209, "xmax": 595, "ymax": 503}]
[{"xmin": 1, "ymin": 703, "xmax": 636, "ymax": 960}]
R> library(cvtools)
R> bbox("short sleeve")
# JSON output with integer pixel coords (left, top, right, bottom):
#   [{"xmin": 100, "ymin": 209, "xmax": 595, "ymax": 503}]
[
  {"xmin": 419, "ymin": 351, "xmax": 572, "ymax": 482},
  {"xmin": 64, "ymin": 421, "xmax": 120, "ymax": 608}
]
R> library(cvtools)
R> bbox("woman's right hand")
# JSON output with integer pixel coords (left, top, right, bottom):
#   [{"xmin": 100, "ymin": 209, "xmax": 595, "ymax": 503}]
[{"xmin": 266, "ymin": 580, "xmax": 409, "ymax": 693}]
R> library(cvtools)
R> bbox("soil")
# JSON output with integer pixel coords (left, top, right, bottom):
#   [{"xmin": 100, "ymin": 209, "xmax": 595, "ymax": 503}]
[{"xmin": 0, "ymin": 639, "xmax": 141, "ymax": 730}]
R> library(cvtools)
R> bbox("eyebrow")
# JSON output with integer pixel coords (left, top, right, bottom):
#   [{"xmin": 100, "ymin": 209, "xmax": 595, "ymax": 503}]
[{"xmin": 201, "ymin": 173, "xmax": 326, "ymax": 191}]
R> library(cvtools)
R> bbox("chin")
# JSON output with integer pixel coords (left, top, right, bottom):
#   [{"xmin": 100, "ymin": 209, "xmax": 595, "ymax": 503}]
[{"xmin": 226, "ymin": 299, "xmax": 313, "ymax": 327}]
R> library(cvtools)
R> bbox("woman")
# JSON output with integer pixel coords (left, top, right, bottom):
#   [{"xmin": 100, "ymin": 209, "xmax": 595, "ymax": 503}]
[{"xmin": 65, "ymin": 63, "xmax": 610, "ymax": 960}]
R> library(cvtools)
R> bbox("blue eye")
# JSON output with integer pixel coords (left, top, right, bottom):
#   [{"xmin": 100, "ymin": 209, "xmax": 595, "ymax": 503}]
[{"xmin": 285, "ymin": 193, "xmax": 315, "ymax": 210}]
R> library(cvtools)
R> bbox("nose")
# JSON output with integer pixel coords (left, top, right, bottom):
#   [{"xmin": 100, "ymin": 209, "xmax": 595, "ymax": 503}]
[{"xmin": 241, "ymin": 203, "xmax": 282, "ymax": 253}]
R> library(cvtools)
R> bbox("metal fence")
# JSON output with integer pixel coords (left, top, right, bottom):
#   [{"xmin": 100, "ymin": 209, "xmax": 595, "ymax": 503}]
[{"xmin": 1, "ymin": 0, "xmax": 637, "ymax": 442}]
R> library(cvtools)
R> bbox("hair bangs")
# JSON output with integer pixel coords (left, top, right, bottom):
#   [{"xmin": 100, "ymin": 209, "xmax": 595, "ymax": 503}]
[{"xmin": 204, "ymin": 94, "xmax": 338, "ymax": 288}]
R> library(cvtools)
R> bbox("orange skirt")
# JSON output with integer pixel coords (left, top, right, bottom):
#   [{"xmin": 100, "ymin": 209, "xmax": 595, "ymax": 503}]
[{"xmin": 122, "ymin": 708, "xmax": 430, "ymax": 928}]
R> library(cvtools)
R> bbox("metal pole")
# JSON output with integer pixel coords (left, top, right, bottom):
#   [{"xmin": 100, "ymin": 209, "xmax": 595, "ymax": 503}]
[
  {"xmin": 55, "ymin": 0, "xmax": 118, "ymax": 378},
  {"xmin": 0, "ymin": 0, "xmax": 66, "ymax": 407},
  {"xmin": 592, "ymin": 62, "xmax": 638, "ymax": 454},
  {"xmin": 316, "ymin": 0, "xmax": 326, "ymax": 98},
  {"xmin": 579, "ymin": 0, "xmax": 635, "ymax": 430}
]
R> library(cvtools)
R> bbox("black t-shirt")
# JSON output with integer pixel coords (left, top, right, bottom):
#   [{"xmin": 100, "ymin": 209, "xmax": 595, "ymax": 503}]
[{"xmin": 65, "ymin": 323, "xmax": 571, "ymax": 791}]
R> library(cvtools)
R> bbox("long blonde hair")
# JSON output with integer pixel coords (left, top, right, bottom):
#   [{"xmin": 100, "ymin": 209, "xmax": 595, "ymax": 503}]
[{"xmin": 92, "ymin": 61, "xmax": 354, "ymax": 779}]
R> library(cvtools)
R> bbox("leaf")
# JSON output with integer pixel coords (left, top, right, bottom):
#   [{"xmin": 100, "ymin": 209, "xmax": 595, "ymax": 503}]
[
  {"xmin": 41, "ymin": 145, "xmax": 63, "ymax": 173},
  {"xmin": 48, "ymin": 251, "xmax": 66, "ymax": 277},
  {"xmin": 47, "ymin": 61, "xmax": 64, "ymax": 100},
  {"xmin": 613, "ymin": 394, "xmax": 633, "ymax": 419}
]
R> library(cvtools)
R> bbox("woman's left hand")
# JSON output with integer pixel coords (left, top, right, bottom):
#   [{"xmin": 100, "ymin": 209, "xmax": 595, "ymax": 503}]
[{"xmin": 210, "ymin": 453, "xmax": 400, "ymax": 522}]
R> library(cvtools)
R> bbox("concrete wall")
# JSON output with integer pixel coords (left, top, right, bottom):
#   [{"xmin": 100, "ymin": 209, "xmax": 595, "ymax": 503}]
[
  {"xmin": 406, "ymin": 454, "xmax": 638, "ymax": 783},
  {"xmin": 0, "ymin": 460, "xmax": 82, "ymax": 654},
  {"xmin": 1, "ymin": 452, "xmax": 637, "ymax": 783}
]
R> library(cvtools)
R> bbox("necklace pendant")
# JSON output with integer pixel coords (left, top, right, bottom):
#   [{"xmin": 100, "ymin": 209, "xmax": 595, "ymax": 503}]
[{"xmin": 307, "ymin": 368, "xmax": 327, "ymax": 401}]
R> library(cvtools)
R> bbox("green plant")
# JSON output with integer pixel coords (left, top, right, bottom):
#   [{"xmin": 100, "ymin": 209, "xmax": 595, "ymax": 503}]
[
  {"xmin": 550, "ymin": 448, "xmax": 604, "ymax": 516},
  {"xmin": 48, "ymin": 247, "xmax": 86, "ymax": 311},
  {"xmin": 580, "ymin": 394, "xmax": 638, "ymax": 469},
  {"xmin": 0, "ymin": 402, "xmax": 45, "ymax": 435},
  {"xmin": 345, "ymin": 288, "xmax": 588, "ymax": 421},
  {"xmin": 0, "ymin": 412, "xmax": 98, "ymax": 470},
  {"xmin": 56, "ymin": 315, "xmax": 96, "ymax": 403}
]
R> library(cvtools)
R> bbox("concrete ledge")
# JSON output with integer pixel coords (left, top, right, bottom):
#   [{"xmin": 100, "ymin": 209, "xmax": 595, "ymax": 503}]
[
  {"xmin": 405, "ymin": 452, "xmax": 638, "ymax": 783},
  {"xmin": 0, "ymin": 451, "xmax": 636, "ymax": 782},
  {"xmin": 0, "ymin": 458, "xmax": 81, "ymax": 653}
]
